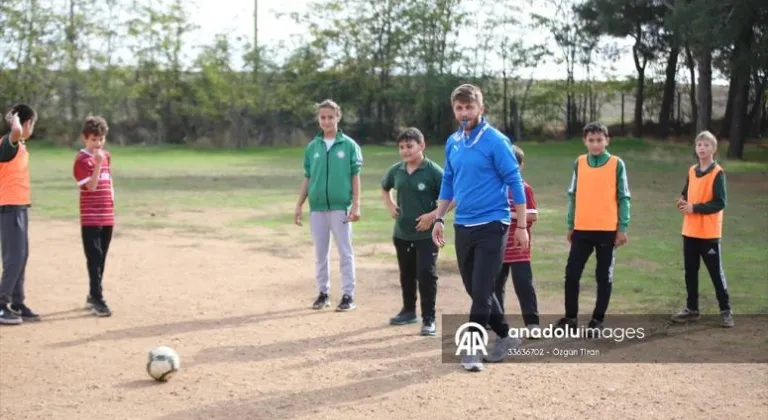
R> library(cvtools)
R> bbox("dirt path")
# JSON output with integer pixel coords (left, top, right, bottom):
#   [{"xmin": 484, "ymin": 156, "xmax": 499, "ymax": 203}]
[{"xmin": 1, "ymin": 216, "xmax": 766, "ymax": 420}]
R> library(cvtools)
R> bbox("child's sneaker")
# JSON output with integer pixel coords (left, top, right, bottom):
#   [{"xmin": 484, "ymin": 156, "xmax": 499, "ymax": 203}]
[
  {"xmin": 525, "ymin": 324, "xmax": 542, "ymax": 339},
  {"xmin": 0, "ymin": 304, "xmax": 22, "ymax": 325},
  {"xmin": 670, "ymin": 308, "xmax": 700, "ymax": 323},
  {"xmin": 390, "ymin": 309, "xmax": 419, "ymax": 325},
  {"xmin": 336, "ymin": 294, "xmax": 356, "ymax": 312},
  {"xmin": 420, "ymin": 319, "xmax": 437, "ymax": 336},
  {"xmin": 585, "ymin": 318, "xmax": 603, "ymax": 339},
  {"xmin": 720, "ymin": 310, "xmax": 734, "ymax": 328},
  {"xmin": 9, "ymin": 303, "xmax": 40, "ymax": 322},
  {"xmin": 554, "ymin": 317, "xmax": 577, "ymax": 333},
  {"xmin": 91, "ymin": 301, "xmax": 112, "ymax": 317},
  {"xmin": 312, "ymin": 293, "xmax": 330, "ymax": 309}
]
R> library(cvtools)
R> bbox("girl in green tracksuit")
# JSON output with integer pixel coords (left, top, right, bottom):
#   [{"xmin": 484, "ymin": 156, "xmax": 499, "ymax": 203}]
[{"xmin": 294, "ymin": 99, "xmax": 364, "ymax": 312}]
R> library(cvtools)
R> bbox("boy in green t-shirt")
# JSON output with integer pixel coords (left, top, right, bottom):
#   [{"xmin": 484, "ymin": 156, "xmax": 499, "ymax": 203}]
[
  {"xmin": 381, "ymin": 127, "xmax": 452, "ymax": 336},
  {"xmin": 295, "ymin": 100, "xmax": 363, "ymax": 312}
]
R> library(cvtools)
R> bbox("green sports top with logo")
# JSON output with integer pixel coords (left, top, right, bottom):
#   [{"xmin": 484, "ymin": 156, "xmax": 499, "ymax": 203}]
[
  {"xmin": 381, "ymin": 157, "xmax": 444, "ymax": 241},
  {"xmin": 303, "ymin": 130, "xmax": 364, "ymax": 212}
]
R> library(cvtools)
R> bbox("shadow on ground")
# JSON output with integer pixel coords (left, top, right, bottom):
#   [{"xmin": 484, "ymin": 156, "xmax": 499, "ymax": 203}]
[
  {"xmin": 48, "ymin": 307, "xmax": 319, "ymax": 348},
  {"xmin": 189, "ymin": 324, "xmax": 439, "ymax": 368},
  {"xmin": 157, "ymin": 353, "xmax": 455, "ymax": 420}
]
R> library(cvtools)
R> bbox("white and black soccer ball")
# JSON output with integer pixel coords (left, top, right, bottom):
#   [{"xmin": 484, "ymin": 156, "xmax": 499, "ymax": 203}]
[{"xmin": 146, "ymin": 346, "xmax": 180, "ymax": 382}]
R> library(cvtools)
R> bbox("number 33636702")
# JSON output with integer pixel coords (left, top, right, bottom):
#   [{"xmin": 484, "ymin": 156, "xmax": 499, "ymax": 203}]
[{"xmin": 508, "ymin": 347, "xmax": 545, "ymax": 357}]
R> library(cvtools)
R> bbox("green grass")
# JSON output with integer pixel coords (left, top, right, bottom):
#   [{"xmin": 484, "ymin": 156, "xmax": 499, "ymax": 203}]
[{"xmin": 28, "ymin": 138, "xmax": 768, "ymax": 314}]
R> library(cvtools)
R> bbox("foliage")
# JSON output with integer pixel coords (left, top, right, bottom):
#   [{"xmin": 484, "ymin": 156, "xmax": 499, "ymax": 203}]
[{"xmin": 0, "ymin": 0, "xmax": 765, "ymax": 156}]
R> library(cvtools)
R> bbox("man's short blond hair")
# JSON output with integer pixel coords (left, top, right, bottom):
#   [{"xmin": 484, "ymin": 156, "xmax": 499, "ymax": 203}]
[
  {"xmin": 450, "ymin": 84, "xmax": 484, "ymax": 106},
  {"xmin": 695, "ymin": 130, "xmax": 718, "ymax": 148}
]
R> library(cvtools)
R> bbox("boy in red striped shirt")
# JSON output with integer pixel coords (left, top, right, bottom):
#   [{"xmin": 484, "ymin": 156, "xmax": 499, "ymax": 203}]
[
  {"xmin": 73, "ymin": 116, "xmax": 114, "ymax": 317},
  {"xmin": 495, "ymin": 145, "xmax": 540, "ymax": 335}
]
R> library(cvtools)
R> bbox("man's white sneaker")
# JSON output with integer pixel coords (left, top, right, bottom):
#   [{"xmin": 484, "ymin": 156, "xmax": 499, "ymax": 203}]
[
  {"xmin": 461, "ymin": 355, "xmax": 483, "ymax": 372},
  {"xmin": 483, "ymin": 336, "xmax": 522, "ymax": 363}
]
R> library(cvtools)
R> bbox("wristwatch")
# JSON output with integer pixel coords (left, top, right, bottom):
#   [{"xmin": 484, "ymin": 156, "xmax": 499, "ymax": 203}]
[{"xmin": 435, "ymin": 217, "xmax": 445, "ymax": 225}]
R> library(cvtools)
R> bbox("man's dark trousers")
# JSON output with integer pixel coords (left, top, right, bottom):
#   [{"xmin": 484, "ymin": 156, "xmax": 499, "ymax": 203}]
[
  {"xmin": 455, "ymin": 221, "xmax": 510, "ymax": 337},
  {"xmin": 0, "ymin": 206, "xmax": 29, "ymax": 305},
  {"xmin": 564, "ymin": 230, "xmax": 616, "ymax": 322}
]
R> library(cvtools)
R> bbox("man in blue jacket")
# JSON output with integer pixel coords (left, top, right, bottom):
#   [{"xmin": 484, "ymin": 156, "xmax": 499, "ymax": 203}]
[{"xmin": 432, "ymin": 84, "xmax": 529, "ymax": 372}]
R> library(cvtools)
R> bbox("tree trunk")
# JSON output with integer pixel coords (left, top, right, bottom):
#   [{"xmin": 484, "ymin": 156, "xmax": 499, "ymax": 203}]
[
  {"xmin": 718, "ymin": 72, "xmax": 738, "ymax": 138},
  {"xmin": 67, "ymin": 0, "xmax": 79, "ymax": 143},
  {"xmin": 633, "ymin": 72, "xmax": 645, "ymax": 138},
  {"xmin": 631, "ymin": 36, "xmax": 647, "ymax": 138},
  {"xmin": 658, "ymin": 43, "xmax": 680, "ymax": 138},
  {"xmin": 747, "ymin": 82, "xmax": 764, "ymax": 137},
  {"xmin": 726, "ymin": 23, "xmax": 755, "ymax": 160},
  {"xmin": 695, "ymin": 49, "xmax": 712, "ymax": 134},
  {"xmin": 685, "ymin": 44, "xmax": 697, "ymax": 133}
]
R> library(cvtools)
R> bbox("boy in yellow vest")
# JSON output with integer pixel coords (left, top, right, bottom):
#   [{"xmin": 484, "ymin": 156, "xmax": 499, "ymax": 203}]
[
  {"xmin": 671, "ymin": 131, "xmax": 733, "ymax": 327},
  {"xmin": 0, "ymin": 104, "xmax": 39, "ymax": 325},
  {"xmin": 556, "ymin": 122, "xmax": 630, "ymax": 333}
]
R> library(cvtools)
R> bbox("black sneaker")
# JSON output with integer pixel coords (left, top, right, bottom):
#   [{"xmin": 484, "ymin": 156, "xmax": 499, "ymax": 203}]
[
  {"xmin": 0, "ymin": 304, "xmax": 22, "ymax": 325},
  {"xmin": 670, "ymin": 308, "xmax": 700, "ymax": 323},
  {"xmin": 9, "ymin": 303, "xmax": 40, "ymax": 322},
  {"xmin": 85, "ymin": 295, "xmax": 97, "ymax": 309},
  {"xmin": 336, "ymin": 294, "xmax": 356, "ymax": 312},
  {"xmin": 585, "ymin": 318, "xmax": 603, "ymax": 339},
  {"xmin": 390, "ymin": 309, "xmax": 419, "ymax": 325},
  {"xmin": 554, "ymin": 317, "xmax": 577, "ymax": 333},
  {"xmin": 91, "ymin": 301, "xmax": 112, "ymax": 317},
  {"xmin": 312, "ymin": 293, "xmax": 330, "ymax": 309}
]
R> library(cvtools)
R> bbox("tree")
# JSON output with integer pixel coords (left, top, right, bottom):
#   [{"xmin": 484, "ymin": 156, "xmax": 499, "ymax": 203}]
[{"xmin": 576, "ymin": 0, "xmax": 668, "ymax": 138}]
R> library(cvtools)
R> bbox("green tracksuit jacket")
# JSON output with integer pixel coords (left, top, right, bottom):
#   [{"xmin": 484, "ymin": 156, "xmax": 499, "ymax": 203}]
[{"xmin": 303, "ymin": 130, "xmax": 363, "ymax": 212}]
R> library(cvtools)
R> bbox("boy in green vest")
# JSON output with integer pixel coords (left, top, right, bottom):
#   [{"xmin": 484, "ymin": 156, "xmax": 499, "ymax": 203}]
[
  {"xmin": 381, "ymin": 127, "xmax": 453, "ymax": 336},
  {"xmin": 295, "ymin": 100, "xmax": 363, "ymax": 312}
]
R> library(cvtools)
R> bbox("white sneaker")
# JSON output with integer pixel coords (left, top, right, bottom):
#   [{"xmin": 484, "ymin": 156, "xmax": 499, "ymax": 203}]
[
  {"xmin": 483, "ymin": 336, "xmax": 522, "ymax": 363},
  {"xmin": 461, "ymin": 355, "xmax": 483, "ymax": 372}
]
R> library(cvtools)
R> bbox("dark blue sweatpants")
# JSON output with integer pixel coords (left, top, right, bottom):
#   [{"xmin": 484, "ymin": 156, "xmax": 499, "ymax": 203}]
[{"xmin": 0, "ymin": 205, "xmax": 29, "ymax": 305}]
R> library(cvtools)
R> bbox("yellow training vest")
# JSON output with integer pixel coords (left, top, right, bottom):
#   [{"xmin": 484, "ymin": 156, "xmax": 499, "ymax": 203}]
[
  {"xmin": 0, "ymin": 140, "xmax": 31, "ymax": 206},
  {"xmin": 574, "ymin": 154, "xmax": 618, "ymax": 231},
  {"xmin": 682, "ymin": 164, "xmax": 723, "ymax": 239}
]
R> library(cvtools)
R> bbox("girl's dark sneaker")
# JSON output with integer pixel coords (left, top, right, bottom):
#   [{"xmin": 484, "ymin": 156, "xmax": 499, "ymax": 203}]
[{"xmin": 336, "ymin": 294, "xmax": 356, "ymax": 312}]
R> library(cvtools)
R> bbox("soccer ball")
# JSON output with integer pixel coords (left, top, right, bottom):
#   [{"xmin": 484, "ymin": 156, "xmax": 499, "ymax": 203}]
[{"xmin": 146, "ymin": 346, "xmax": 180, "ymax": 382}]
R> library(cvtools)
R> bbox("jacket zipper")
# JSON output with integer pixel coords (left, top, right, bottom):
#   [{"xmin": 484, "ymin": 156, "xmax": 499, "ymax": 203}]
[{"xmin": 325, "ymin": 143, "xmax": 331, "ymax": 210}]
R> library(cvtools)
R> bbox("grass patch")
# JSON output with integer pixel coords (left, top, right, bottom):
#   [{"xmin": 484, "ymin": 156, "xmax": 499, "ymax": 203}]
[{"xmin": 28, "ymin": 137, "xmax": 768, "ymax": 314}]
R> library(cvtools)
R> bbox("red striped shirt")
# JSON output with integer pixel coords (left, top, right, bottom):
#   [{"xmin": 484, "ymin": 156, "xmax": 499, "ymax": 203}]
[
  {"xmin": 73, "ymin": 150, "xmax": 115, "ymax": 227},
  {"xmin": 504, "ymin": 182, "xmax": 537, "ymax": 263}
]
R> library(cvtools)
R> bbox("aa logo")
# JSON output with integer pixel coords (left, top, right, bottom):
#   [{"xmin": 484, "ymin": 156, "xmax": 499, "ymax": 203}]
[{"xmin": 454, "ymin": 322, "xmax": 489, "ymax": 356}]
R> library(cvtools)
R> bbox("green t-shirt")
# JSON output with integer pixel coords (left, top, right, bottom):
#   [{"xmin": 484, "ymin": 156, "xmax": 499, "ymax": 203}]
[{"xmin": 381, "ymin": 157, "xmax": 444, "ymax": 241}]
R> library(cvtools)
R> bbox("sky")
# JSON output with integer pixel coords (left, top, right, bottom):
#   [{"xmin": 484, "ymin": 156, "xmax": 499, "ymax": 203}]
[{"xmin": 182, "ymin": 0, "xmax": 724, "ymax": 84}]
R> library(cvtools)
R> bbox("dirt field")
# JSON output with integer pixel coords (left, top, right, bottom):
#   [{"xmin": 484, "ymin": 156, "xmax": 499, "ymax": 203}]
[{"xmin": 1, "ymin": 214, "xmax": 766, "ymax": 420}]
